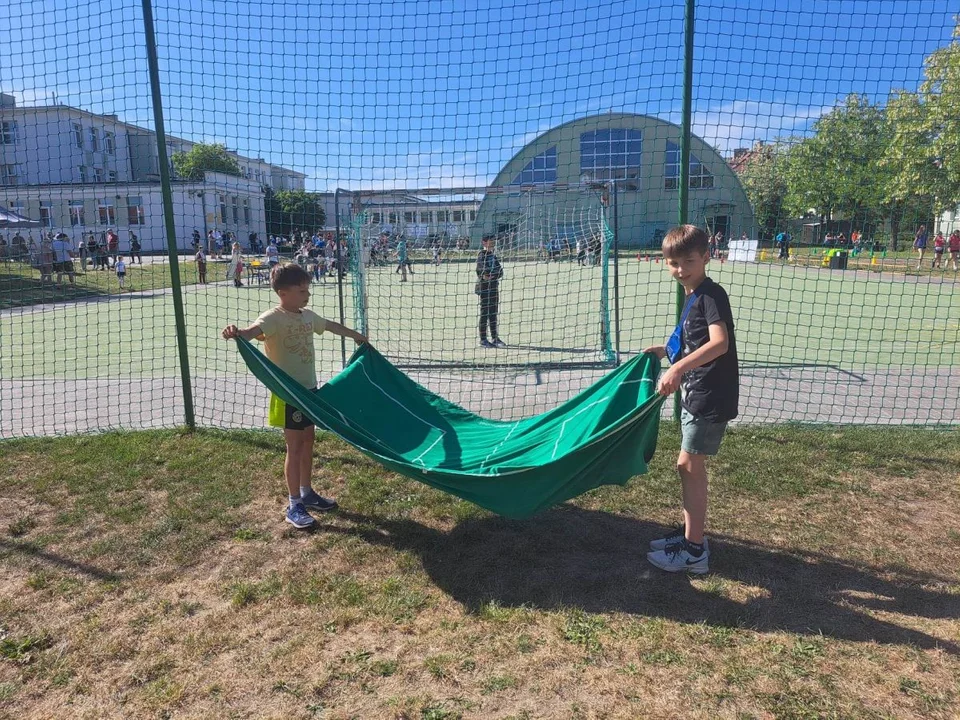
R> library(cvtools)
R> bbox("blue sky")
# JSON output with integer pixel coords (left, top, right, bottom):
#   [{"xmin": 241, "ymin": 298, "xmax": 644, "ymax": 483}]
[{"xmin": 0, "ymin": 0, "xmax": 956, "ymax": 191}]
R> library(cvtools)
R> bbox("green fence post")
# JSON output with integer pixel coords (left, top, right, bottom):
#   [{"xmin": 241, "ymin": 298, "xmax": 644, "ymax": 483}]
[
  {"xmin": 141, "ymin": 0, "xmax": 196, "ymax": 430},
  {"xmin": 675, "ymin": 0, "xmax": 696, "ymax": 421}
]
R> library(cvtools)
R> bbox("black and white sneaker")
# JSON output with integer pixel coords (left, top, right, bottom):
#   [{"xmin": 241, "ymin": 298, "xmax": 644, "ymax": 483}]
[
  {"xmin": 649, "ymin": 526, "xmax": 709, "ymax": 552},
  {"xmin": 491, "ymin": 338, "xmax": 507, "ymax": 348},
  {"xmin": 647, "ymin": 541, "xmax": 710, "ymax": 574}
]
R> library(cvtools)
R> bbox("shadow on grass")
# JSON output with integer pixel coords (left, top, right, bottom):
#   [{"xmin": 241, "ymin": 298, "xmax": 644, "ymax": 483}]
[
  {"xmin": 0, "ymin": 538, "xmax": 121, "ymax": 582},
  {"xmin": 327, "ymin": 507, "xmax": 959, "ymax": 653},
  {"xmin": 0, "ymin": 270, "xmax": 108, "ymax": 310}
]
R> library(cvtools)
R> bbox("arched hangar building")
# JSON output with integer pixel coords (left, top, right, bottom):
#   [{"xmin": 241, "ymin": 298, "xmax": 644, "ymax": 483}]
[{"xmin": 474, "ymin": 113, "xmax": 754, "ymax": 250}]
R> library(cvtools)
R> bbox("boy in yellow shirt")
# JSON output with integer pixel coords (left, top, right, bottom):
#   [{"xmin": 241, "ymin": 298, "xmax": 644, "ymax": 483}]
[{"xmin": 222, "ymin": 264, "xmax": 367, "ymax": 528}]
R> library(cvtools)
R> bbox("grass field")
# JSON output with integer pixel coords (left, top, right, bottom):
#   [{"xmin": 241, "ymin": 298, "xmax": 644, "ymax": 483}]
[{"xmin": 1, "ymin": 425, "xmax": 958, "ymax": 718}]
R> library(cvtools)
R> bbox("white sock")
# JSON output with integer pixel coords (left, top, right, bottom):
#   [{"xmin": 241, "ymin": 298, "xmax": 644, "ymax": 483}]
[
  {"xmin": 289, "ymin": 495, "xmax": 301, "ymax": 508},
  {"xmin": 300, "ymin": 486, "xmax": 312, "ymax": 498}
]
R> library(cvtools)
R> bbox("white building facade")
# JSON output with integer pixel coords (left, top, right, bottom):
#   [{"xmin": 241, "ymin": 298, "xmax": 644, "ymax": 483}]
[{"xmin": 0, "ymin": 93, "xmax": 304, "ymax": 252}]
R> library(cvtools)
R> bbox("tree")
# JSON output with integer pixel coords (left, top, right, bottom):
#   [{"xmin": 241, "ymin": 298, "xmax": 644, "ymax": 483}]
[
  {"xmin": 878, "ymin": 91, "xmax": 937, "ymax": 251},
  {"xmin": 921, "ymin": 21, "xmax": 960, "ymax": 207},
  {"xmin": 171, "ymin": 143, "xmax": 241, "ymax": 181},
  {"xmin": 264, "ymin": 188, "xmax": 326, "ymax": 238},
  {"xmin": 737, "ymin": 142, "xmax": 789, "ymax": 239},
  {"xmin": 781, "ymin": 95, "xmax": 887, "ymax": 235}
]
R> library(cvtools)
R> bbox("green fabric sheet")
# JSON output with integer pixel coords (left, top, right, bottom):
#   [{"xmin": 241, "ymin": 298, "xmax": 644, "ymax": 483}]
[{"xmin": 236, "ymin": 338, "xmax": 664, "ymax": 519}]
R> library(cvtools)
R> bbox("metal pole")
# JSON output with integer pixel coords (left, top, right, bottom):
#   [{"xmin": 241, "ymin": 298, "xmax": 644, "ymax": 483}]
[
  {"xmin": 675, "ymin": 0, "xmax": 695, "ymax": 421},
  {"xmin": 141, "ymin": 0, "xmax": 195, "ymax": 429},
  {"xmin": 334, "ymin": 188, "xmax": 347, "ymax": 367},
  {"xmin": 611, "ymin": 181, "xmax": 621, "ymax": 365}
]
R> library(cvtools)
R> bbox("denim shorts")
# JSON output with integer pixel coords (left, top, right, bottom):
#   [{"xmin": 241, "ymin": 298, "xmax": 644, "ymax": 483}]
[{"xmin": 680, "ymin": 408, "xmax": 728, "ymax": 456}]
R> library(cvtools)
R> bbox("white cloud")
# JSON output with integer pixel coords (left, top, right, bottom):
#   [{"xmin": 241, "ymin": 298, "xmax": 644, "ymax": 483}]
[{"xmin": 685, "ymin": 99, "xmax": 834, "ymax": 155}]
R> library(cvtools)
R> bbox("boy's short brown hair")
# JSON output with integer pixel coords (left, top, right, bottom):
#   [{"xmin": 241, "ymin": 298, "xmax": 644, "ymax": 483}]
[
  {"xmin": 270, "ymin": 262, "xmax": 311, "ymax": 291},
  {"xmin": 662, "ymin": 224, "xmax": 710, "ymax": 258}
]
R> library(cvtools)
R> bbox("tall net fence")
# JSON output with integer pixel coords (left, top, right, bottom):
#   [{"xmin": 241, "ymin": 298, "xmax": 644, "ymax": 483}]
[{"xmin": 1, "ymin": 0, "xmax": 957, "ymax": 438}]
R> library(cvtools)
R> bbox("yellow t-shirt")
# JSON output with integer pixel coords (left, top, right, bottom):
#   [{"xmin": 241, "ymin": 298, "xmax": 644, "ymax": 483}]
[{"xmin": 254, "ymin": 307, "xmax": 327, "ymax": 388}]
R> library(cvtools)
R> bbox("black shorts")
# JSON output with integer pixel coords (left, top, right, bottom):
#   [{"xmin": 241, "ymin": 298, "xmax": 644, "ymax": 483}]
[
  {"xmin": 57, "ymin": 261, "xmax": 74, "ymax": 273},
  {"xmin": 269, "ymin": 393, "xmax": 315, "ymax": 430}
]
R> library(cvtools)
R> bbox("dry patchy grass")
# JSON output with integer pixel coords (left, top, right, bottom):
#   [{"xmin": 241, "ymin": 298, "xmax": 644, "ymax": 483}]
[{"xmin": 0, "ymin": 426, "xmax": 958, "ymax": 719}]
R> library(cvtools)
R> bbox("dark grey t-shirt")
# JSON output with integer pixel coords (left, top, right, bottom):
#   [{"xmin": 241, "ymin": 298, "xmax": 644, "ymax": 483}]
[{"xmin": 678, "ymin": 277, "xmax": 739, "ymax": 422}]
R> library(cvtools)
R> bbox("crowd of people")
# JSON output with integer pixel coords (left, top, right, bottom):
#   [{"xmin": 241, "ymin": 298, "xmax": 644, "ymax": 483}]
[
  {"xmin": 915, "ymin": 225, "xmax": 960, "ymax": 271},
  {"xmin": 0, "ymin": 228, "xmax": 141, "ymax": 287}
]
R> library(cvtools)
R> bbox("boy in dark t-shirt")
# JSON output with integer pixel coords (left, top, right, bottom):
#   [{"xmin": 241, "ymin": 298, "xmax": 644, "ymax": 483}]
[{"xmin": 643, "ymin": 224, "xmax": 739, "ymax": 574}]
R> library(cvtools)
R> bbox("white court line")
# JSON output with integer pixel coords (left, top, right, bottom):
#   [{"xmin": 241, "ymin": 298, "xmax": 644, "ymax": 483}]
[
  {"xmin": 551, "ymin": 396, "xmax": 609, "ymax": 460},
  {"xmin": 479, "ymin": 421, "xmax": 520, "ymax": 470}
]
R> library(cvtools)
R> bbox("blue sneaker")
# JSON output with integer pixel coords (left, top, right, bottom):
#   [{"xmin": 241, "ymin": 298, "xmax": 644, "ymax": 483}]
[
  {"xmin": 300, "ymin": 490, "xmax": 338, "ymax": 512},
  {"xmin": 285, "ymin": 503, "xmax": 317, "ymax": 529}
]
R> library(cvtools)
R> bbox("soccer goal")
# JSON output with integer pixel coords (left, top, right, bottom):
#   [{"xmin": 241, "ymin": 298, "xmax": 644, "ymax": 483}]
[{"xmin": 336, "ymin": 184, "xmax": 619, "ymax": 369}]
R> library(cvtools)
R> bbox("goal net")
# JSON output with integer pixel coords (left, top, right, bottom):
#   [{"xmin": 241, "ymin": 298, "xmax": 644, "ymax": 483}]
[{"xmin": 342, "ymin": 185, "xmax": 617, "ymax": 369}]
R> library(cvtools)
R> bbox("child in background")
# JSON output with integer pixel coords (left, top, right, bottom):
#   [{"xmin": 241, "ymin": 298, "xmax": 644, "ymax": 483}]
[
  {"xmin": 948, "ymin": 230, "xmax": 960, "ymax": 272},
  {"xmin": 221, "ymin": 264, "xmax": 367, "ymax": 529},
  {"xmin": 195, "ymin": 247, "xmax": 207, "ymax": 284},
  {"xmin": 932, "ymin": 232, "xmax": 946, "ymax": 269},
  {"xmin": 115, "ymin": 255, "xmax": 127, "ymax": 289}
]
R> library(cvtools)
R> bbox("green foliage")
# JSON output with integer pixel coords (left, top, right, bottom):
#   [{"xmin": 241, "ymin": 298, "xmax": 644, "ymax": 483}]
[
  {"xmin": 171, "ymin": 143, "xmax": 241, "ymax": 181},
  {"xmin": 265, "ymin": 188, "xmax": 326, "ymax": 238},
  {"xmin": 782, "ymin": 95, "xmax": 886, "ymax": 228},
  {"xmin": 738, "ymin": 142, "xmax": 789, "ymax": 239}
]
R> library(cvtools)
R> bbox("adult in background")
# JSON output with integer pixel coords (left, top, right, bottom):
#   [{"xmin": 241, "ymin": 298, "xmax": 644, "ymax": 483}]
[
  {"xmin": 227, "ymin": 241, "xmax": 244, "ymax": 287},
  {"xmin": 39, "ymin": 234, "xmax": 54, "ymax": 283},
  {"xmin": 129, "ymin": 231, "xmax": 142, "ymax": 264},
  {"xmin": 52, "ymin": 232, "xmax": 76, "ymax": 286},
  {"xmin": 914, "ymin": 224, "xmax": 928, "ymax": 270},
  {"xmin": 266, "ymin": 238, "xmax": 280, "ymax": 269},
  {"xmin": 96, "ymin": 232, "xmax": 110, "ymax": 270},
  {"xmin": 948, "ymin": 230, "xmax": 960, "ymax": 272},
  {"xmin": 476, "ymin": 234, "xmax": 505, "ymax": 348},
  {"xmin": 77, "ymin": 235, "xmax": 88, "ymax": 269},
  {"xmin": 106, "ymin": 228, "xmax": 119, "ymax": 268}
]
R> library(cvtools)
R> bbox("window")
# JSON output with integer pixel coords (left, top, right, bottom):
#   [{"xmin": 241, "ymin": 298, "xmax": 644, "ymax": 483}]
[
  {"xmin": 452, "ymin": 210, "xmax": 465, "ymax": 222},
  {"xmin": 404, "ymin": 212, "xmax": 415, "ymax": 223},
  {"xmin": 127, "ymin": 196, "xmax": 144, "ymax": 225},
  {"xmin": 72, "ymin": 123, "xmax": 83, "ymax": 148},
  {"xmin": 371, "ymin": 212, "xmax": 382, "ymax": 224},
  {"xmin": 420, "ymin": 211, "xmax": 432, "ymax": 223},
  {"xmin": 39, "ymin": 201, "xmax": 53, "ymax": 227},
  {"xmin": 79, "ymin": 166, "xmax": 88, "ymax": 183},
  {"xmin": 219, "ymin": 195, "xmax": 226, "ymax": 223},
  {"xmin": 579, "ymin": 129, "xmax": 642, "ymax": 183},
  {"xmin": 0, "ymin": 121, "xmax": 17, "ymax": 145},
  {"xmin": 1, "ymin": 164, "xmax": 17, "ymax": 186},
  {"xmin": 243, "ymin": 198, "xmax": 250, "ymax": 225},
  {"xmin": 436, "ymin": 210, "xmax": 449, "ymax": 223},
  {"xmin": 388, "ymin": 212, "xmax": 399, "ymax": 224},
  {"xmin": 469, "ymin": 210, "xmax": 476, "ymax": 222},
  {"xmin": 94, "ymin": 167, "xmax": 105, "ymax": 183},
  {"xmin": 511, "ymin": 146, "xmax": 558, "ymax": 185},
  {"xmin": 664, "ymin": 141, "xmax": 714, "ymax": 190},
  {"xmin": 107, "ymin": 170, "xmax": 117, "ymax": 182},
  {"xmin": 232, "ymin": 196, "xmax": 239, "ymax": 224},
  {"xmin": 98, "ymin": 198, "xmax": 116, "ymax": 225},
  {"xmin": 89, "ymin": 127, "xmax": 99, "ymax": 151},
  {"xmin": 104, "ymin": 131, "xmax": 116, "ymax": 154},
  {"xmin": 9, "ymin": 200, "xmax": 24, "ymax": 218},
  {"xmin": 70, "ymin": 201, "xmax": 85, "ymax": 226}
]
